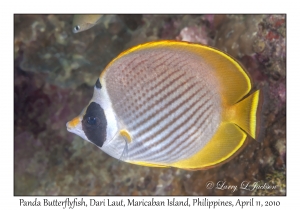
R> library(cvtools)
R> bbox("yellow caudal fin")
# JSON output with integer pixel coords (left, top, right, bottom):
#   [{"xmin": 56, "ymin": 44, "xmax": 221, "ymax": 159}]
[{"xmin": 229, "ymin": 90, "xmax": 263, "ymax": 140}]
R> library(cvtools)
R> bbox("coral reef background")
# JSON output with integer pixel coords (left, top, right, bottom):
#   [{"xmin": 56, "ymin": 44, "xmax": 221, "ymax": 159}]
[{"xmin": 14, "ymin": 14, "xmax": 286, "ymax": 195}]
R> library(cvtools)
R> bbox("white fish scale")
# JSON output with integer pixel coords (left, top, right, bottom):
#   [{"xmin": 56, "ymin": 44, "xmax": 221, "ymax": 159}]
[
  {"xmin": 104, "ymin": 52, "xmax": 152, "ymax": 111},
  {"xmin": 130, "ymin": 92, "xmax": 208, "ymax": 161},
  {"xmin": 156, "ymin": 104, "xmax": 215, "ymax": 163},
  {"xmin": 109, "ymin": 53, "xmax": 178, "ymax": 124},
  {"xmin": 132, "ymin": 92, "xmax": 220, "ymax": 162},
  {"xmin": 127, "ymin": 68, "xmax": 200, "ymax": 155},
  {"xmin": 110, "ymin": 50, "xmax": 175, "ymax": 114},
  {"xmin": 120, "ymin": 54, "xmax": 187, "ymax": 124},
  {"xmin": 168, "ymin": 91, "xmax": 221, "ymax": 161},
  {"xmin": 128, "ymin": 79, "xmax": 205, "ymax": 156},
  {"xmin": 125, "ymin": 70, "xmax": 185, "ymax": 126},
  {"xmin": 127, "ymin": 70, "xmax": 190, "ymax": 137},
  {"xmin": 105, "ymin": 47, "xmax": 221, "ymax": 164},
  {"xmin": 131, "ymin": 89, "xmax": 217, "ymax": 163}
]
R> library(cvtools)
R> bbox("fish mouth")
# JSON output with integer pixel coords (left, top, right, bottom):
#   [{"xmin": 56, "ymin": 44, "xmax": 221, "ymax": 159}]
[
  {"xmin": 66, "ymin": 121, "xmax": 72, "ymax": 132},
  {"xmin": 66, "ymin": 116, "xmax": 81, "ymax": 132}
]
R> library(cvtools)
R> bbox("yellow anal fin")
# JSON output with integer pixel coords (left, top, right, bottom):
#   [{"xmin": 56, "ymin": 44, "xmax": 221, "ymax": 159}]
[
  {"xmin": 228, "ymin": 90, "xmax": 263, "ymax": 140},
  {"xmin": 171, "ymin": 122, "xmax": 247, "ymax": 170},
  {"xmin": 128, "ymin": 161, "xmax": 169, "ymax": 168}
]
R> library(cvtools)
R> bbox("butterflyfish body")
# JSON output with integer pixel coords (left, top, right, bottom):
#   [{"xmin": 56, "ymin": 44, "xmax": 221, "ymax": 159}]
[
  {"xmin": 66, "ymin": 40, "xmax": 264, "ymax": 170},
  {"xmin": 72, "ymin": 14, "xmax": 103, "ymax": 33}
]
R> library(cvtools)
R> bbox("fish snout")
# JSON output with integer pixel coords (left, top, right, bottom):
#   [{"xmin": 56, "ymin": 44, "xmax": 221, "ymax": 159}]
[{"xmin": 66, "ymin": 117, "xmax": 81, "ymax": 131}]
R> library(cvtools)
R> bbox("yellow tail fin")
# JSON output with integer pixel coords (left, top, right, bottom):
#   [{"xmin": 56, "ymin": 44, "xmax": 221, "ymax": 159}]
[{"xmin": 229, "ymin": 90, "xmax": 263, "ymax": 140}]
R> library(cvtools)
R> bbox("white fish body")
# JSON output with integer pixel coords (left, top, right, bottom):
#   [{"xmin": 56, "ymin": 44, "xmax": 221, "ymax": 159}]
[{"xmin": 67, "ymin": 41, "xmax": 263, "ymax": 170}]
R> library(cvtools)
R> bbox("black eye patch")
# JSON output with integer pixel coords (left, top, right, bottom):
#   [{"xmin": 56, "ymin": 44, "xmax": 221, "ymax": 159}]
[{"xmin": 82, "ymin": 102, "xmax": 107, "ymax": 147}]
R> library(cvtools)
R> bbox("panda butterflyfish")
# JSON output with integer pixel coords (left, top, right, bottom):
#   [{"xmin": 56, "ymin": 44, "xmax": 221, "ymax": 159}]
[
  {"xmin": 66, "ymin": 40, "xmax": 264, "ymax": 170},
  {"xmin": 72, "ymin": 14, "xmax": 103, "ymax": 33}
]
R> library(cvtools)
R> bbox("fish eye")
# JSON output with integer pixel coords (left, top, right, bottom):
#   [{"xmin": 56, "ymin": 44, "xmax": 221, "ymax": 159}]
[
  {"xmin": 74, "ymin": 25, "xmax": 80, "ymax": 32},
  {"xmin": 87, "ymin": 116, "xmax": 97, "ymax": 125}
]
